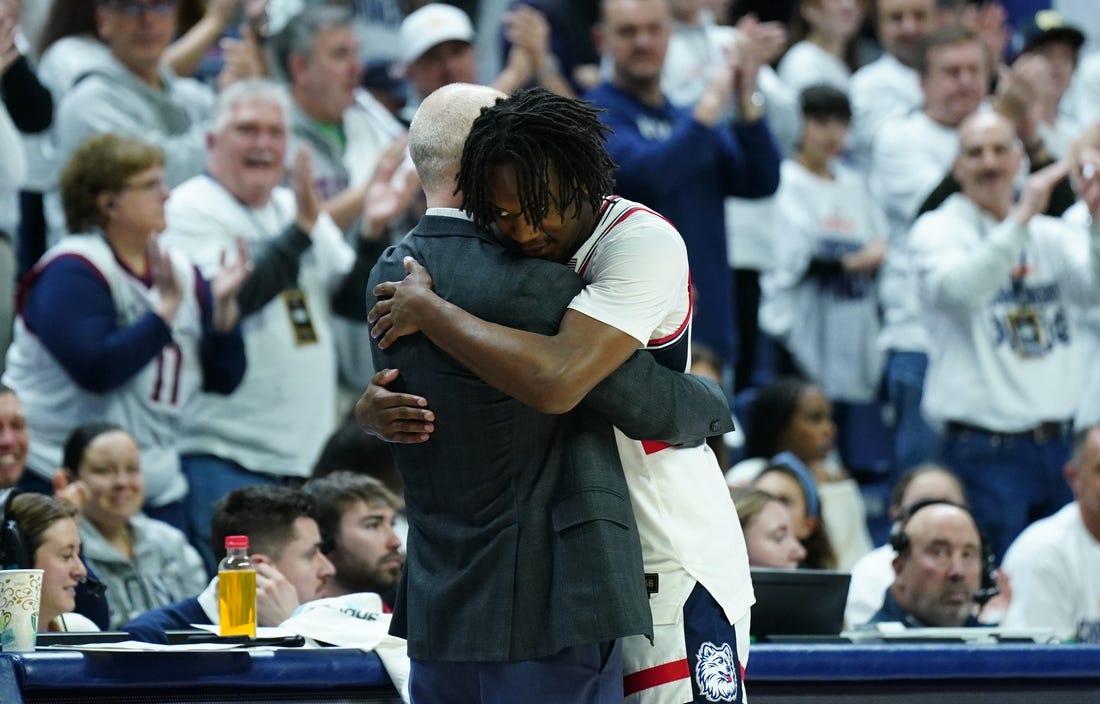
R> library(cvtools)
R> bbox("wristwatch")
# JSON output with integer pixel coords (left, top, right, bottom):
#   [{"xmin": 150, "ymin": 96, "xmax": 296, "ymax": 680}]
[{"xmin": 739, "ymin": 91, "xmax": 766, "ymax": 124}]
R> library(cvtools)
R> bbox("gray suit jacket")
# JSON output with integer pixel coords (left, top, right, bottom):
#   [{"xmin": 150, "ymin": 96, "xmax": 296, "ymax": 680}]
[{"xmin": 368, "ymin": 214, "xmax": 733, "ymax": 662}]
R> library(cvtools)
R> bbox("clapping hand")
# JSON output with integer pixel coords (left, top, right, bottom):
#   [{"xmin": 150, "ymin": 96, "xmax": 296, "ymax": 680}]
[
  {"xmin": 150, "ymin": 240, "xmax": 184, "ymax": 324},
  {"xmin": 292, "ymin": 146, "xmax": 321, "ymax": 234},
  {"xmin": 211, "ymin": 235, "xmax": 251, "ymax": 332},
  {"xmin": 0, "ymin": 0, "xmax": 21, "ymax": 78},
  {"xmin": 1076, "ymin": 147, "xmax": 1100, "ymax": 218},
  {"xmin": 361, "ymin": 135, "xmax": 417, "ymax": 241},
  {"xmin": 1014, "ymin": 160, "xmax": 1070, "ymax": 224},
  {"xmin": 503, "ymin": 4, "xmax": 552, "ymax": 79}
]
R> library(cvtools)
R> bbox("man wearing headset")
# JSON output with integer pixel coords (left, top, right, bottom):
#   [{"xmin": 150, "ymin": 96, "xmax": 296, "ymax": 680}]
[{"xmin": 868, "ymin": 500, "xmax": 991, "ymax": 628}]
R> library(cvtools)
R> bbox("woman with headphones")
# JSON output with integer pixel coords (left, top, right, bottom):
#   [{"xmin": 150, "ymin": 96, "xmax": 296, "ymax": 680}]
[{"xmin": 2, "ymin": 490, "xmax": 98, "ymax": 632}]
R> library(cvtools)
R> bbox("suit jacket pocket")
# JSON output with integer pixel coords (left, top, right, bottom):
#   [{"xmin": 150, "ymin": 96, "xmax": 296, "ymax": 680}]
[{"xmin": 552, "ymin": 488, "xmax": 633, "ymax": 534}]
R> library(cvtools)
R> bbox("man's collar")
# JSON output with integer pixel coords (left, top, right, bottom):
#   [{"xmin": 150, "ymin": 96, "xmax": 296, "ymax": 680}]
[{"xmin": 424, "ymin": 207, "xmax": 472, "ymax": 220}]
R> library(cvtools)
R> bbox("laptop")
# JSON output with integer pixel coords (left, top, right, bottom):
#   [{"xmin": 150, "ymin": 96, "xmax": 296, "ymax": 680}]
[
  {"xmin": 749, "ymin": 568, "xmax": 851, "ymax": 642},
  {"xmin": 35, "ymin": 631, "xmax": 132, "ymax": 646}
]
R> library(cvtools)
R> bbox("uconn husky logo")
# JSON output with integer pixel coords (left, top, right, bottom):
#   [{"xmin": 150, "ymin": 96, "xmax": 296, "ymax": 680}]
[{"xmin": 695, "ymin": 641, "xmax": 740, "ymax": 702}]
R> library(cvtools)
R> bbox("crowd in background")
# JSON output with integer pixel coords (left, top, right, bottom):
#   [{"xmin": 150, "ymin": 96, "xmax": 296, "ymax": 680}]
[{"xmin": 0, "ymin": 0, "xmax": 1098, "ymax": 644}]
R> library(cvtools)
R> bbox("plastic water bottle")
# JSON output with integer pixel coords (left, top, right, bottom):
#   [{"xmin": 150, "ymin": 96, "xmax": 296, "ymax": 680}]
[{"xmin": 218, "ymin": 535, "xmax": 256, "ymax": 637}]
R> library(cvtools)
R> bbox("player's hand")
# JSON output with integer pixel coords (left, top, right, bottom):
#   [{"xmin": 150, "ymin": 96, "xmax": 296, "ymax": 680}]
[
  {"xmin": 368, "ymin": 256, "xmax": 435, "ymax": 348},
  {"xmin": 355, "ymin": 368, "xmax": 435, "ymax": 443},
  {"xmin": 254, "ymin": 561, "xmax": 299, "ymax": 626}
]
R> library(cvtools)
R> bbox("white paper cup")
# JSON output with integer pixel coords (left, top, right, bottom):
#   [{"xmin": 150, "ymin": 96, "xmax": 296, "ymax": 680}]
[{"xmin": 0, "ymin": 569, "xmax": 43, "ymax": 652}]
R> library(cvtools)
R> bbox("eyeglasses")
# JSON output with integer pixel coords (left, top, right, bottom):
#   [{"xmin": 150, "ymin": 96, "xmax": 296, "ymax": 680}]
[
  {"xmin": 121, "ymin": 175, "xmax": 169, "ymax": 194},
  {"xmin": 104, "ymin": 0, "xmax": 177, "ymax": 19}
]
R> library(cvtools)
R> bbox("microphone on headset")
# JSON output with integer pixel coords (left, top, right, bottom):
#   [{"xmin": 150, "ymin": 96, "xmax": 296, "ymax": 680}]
[{"xmin": 80, "ymin": 575, "xmax": 108, "ymax": 599}]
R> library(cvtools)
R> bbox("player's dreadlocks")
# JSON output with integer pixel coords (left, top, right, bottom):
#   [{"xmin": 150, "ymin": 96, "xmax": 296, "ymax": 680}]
[{"xmin": 457, "ymin": 87, "xmax": 616, "ymax": 231}]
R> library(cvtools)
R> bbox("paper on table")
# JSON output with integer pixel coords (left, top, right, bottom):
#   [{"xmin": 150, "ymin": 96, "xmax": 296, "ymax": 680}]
[
  {"xmin": 39, "ymin": 641, "xmax": 247, "ymax": 652},
  {"xmin": 189, "ymin": 624, "xmax": 297, "ymax": 639}
]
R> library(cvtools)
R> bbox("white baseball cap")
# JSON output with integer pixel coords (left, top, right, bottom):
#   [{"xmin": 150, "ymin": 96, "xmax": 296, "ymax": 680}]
[{"xmin": 399, "ymin": 4, "xmax": 476, "ymax": 66}]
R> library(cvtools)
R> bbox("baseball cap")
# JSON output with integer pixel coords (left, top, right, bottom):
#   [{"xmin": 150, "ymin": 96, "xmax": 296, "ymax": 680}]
[
  {"xmin": 399, "ymin": 4, "xmax": 476, "ymax": 66},
  {"xmin": 1017, "ymin": 9, "xmax": 1085, "ymax": 56}
]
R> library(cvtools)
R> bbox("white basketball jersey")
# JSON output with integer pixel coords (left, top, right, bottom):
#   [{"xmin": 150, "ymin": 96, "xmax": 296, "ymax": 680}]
[
  {"xmin": 6, "ymin": 235, "xmax": 203, "ymax": 506},
  {"xmin": 568, "ymin": 197, "xmax": 754, "ymax": 625}
]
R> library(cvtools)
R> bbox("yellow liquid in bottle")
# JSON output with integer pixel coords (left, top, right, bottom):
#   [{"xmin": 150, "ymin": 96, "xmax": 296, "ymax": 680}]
[{"xmin": 218, "ymin": 569, "xmax": 257, "ymax": 637}]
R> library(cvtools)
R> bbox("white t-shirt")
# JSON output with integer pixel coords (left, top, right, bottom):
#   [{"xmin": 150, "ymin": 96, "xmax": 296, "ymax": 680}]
[
  {"xmin": 662, "ymin": 17, "xmax": 797, "ymax": 276},
  {"xmin": 913, "ymin": 194, "xmax": 1100, "ymax": 430},
  {"xmin": 847, "ymin": 53, "xmax": 922, "ymax": 172},
  {"xmin": 761, "ymin": 159, "xmax": 886, "ymax": 401},
  {"xmin": 5, "ymin": 236, "xmax": 203, "ymax": 506},
  {"xmin": 161, "ymin": 175, "xmax": 354, "ymax": 477},
  {"xmin": 1064, "ymin": 202, "xmax": 1100, "ymax": 429},
  {"xmin": 869, "ymin": 111, "xmax": 960, "ymax": 353},
  {"xmin": 1001, "ymin": 502, "xmax": 1100, "ymax": 641},
  {"xmin": 568, "ymin": 196, "xmax": 754, "ymax": 626},
  {"xmin": 777, "ymin": 41, "xmax": 851, "ymax": 96},
  {"xmin": 1071, "ymin": 52, "xmax": 1100, "ymax": 131},
  {"xmin": 844, "ymin": 543, "xmax": 896, "ymax": 627}
]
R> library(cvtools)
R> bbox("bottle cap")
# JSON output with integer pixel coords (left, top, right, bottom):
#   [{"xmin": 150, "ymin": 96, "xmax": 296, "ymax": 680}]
[{"xmin": 224, "ymin": 535, "xmax": 249, "ymax": 549}]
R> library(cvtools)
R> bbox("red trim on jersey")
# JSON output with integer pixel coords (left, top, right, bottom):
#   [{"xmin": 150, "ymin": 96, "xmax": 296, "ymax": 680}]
[
  {"xmin": 577, "ymin": 197, "xmax": 676, "ymax": 279},
  {"xmin": 648, "ymin": 308, "xmax": 690, "ymax": 348},
  {"xmin": 641, "ymin": 440, "xmax": 681, "ymax": 455},
  {"xmin": 623, "ymin": 658, "xmax": 691, "ymax": 696},
  {"xmin": 647, "ymin": 273, "xmax": 693, "ymax": 349},
  {"xmin": 110, "ymin": 246, "xmax": 154, "ymax": 287},
  {"xmin": 15, "ymin": 253, "xmax": 109, "ymax": 318}
]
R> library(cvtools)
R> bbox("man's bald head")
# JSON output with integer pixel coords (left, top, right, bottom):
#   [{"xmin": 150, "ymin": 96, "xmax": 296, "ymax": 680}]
[
  {"xmin": 892, "ymin": 503, "xmax": 984, "ymax": 627},
  {"xmin": 953, "ymin": 111, "xmax": 1022, "ymax": 217},
  {"xmin": 409, "ymin": 83, "xmax": 506, "ymax": 202}
]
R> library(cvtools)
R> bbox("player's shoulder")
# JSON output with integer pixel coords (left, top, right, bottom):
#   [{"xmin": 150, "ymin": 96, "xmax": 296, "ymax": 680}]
[{"xmin": 600, "ymin": 196, "xmax": 681, "ymax": 239}]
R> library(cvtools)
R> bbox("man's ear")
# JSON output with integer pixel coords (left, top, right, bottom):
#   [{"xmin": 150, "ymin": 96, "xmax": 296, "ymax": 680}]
[
  {"xmin": 250, "ymin": 553, "xmax": 270, "ymax": 566},
  {"xmin": 592, "ymin": 24, "xmax": 606, "ymax": 57},
  {"xmin": 1064, "ymin": 461, "xmax": 1079, "ymax": 494},
  {"xmin": 891, "ymin": 552, "xmax": 905, "ymax": 577},
  {"xmin": 288, "ymin": 52, "xmax": 309, "ymax": 84},
  {"xmin": 950, "ymin": 154, "xmax": 964, "ymax": 184},
  {"xmin": 95, "ymin": 6, "xmax": 112, "ymax": 43}
]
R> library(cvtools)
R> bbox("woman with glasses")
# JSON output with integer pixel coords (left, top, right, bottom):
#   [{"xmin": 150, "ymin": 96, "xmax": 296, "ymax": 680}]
[{"xmin": 3, "ymin": 133, "xmax": 247, "ymax": 539}]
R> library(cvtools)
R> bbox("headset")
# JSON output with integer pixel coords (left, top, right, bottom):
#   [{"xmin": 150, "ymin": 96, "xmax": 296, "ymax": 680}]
[
  {"xmin": 0, "ymin": 488, "xmax": 107, "ymax": 598},
  {"xmin": 888, "ymin": 498, "xmax": 999, "ymax": 605},
  {"xmin": 0, "ymin": 488, "xmax": 32, "ymax": 570}
]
